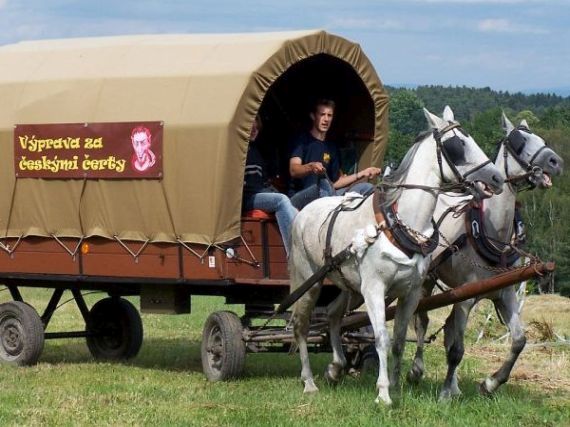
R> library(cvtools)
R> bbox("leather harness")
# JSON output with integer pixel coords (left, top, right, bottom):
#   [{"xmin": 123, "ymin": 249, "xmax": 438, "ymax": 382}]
[
  {"xmin": 430, "ymin": 200, "xmax": 522, "ymax": 271},
  {"xmin": 372, "ymin": 189, "xmax": 439, "ymax": 259}
]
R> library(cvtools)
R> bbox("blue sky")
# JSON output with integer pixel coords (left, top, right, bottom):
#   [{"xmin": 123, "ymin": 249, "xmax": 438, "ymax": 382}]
[{"xmin": 0, "ymin": 0, "xmax": 568, "ymax": 93}]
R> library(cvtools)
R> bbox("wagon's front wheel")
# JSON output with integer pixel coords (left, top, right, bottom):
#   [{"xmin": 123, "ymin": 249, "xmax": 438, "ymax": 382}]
[
  {"xmin": 201, "ymin": 311, "xmax": 246, "ymax": 381},
  {"xmin": 0, "ymin": 301, "xmax": 45, "ymax": 366},
  {"xmin": 86, "ymin": 297, "xmax": 143, "ymax": 361}
]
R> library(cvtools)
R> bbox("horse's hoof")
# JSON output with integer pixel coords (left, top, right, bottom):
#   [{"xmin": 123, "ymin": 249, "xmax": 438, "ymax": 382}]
[
  {"xmin": 406, "ymin": 366, "xmax": 424, "ymax": 384},
  {"xmin": 374, "ymin": 391, "xmax": 393, "ymax": 406},
  {"xmin": 324, "ymin": 363, "xmax": 344, "ymax": 385},
  {"xmin": 479, "ymin": 377, "xmax": 498, "ymax": 396},
  {"xmin": 438, "ymin": 387, "xmax": 461, "ymax": 402},
  {"xmin": 303, "ymin": 379, "xmax": 319, "ymax": 394},
  {"xmin": 347, "ymin": 367, "xmax": 360, "ymax": 378}
]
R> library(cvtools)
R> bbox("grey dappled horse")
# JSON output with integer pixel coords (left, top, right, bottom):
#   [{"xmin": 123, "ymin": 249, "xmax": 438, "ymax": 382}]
[
  {"xmin": 408, "ymin": 113, "xmax": 564, "ymax": 400},
  {"xmin": 289, "ymin": 106, "xmax": 504, "ymax": 405}
]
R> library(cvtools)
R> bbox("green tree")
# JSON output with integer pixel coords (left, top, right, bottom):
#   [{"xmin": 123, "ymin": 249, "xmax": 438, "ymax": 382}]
[
  {"xmin": 515, "ymin": 110, "xmax": 539, "ymax": 127},
  {"xmin": 389, "ymin": 89, "xmax": 426, "ymax": 135},
  {"xmin": 385, "ymin": 90, "xmax": 425, "ymax": 165},
  {"xmin": 463, "ymin": 107, "xmax": 504, "ymax": 157}
]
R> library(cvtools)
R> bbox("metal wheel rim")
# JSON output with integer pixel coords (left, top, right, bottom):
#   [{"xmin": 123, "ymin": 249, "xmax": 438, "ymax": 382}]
[
  {"xmin": 0, "ymin": 314, "xmax": 24, "ymax": 360},
  {"xmin": 205, "ymin": 325, "xmax": 224, "ymax": 374},
  {"xmin": 93, "ymin": 320, "xmax": 124, "ymax": 351}
]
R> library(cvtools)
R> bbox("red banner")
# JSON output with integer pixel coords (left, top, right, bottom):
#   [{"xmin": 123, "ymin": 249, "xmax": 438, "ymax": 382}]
[{"xmin": 14, "ymin": 121, "xmax": 163, "ymax": 179}]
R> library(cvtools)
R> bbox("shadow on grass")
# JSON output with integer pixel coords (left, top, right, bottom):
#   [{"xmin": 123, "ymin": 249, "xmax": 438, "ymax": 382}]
[
  {"xmin": 41, "ymin": 336, "xmax": 307, "ymax": 377},
  {"xmin": 40, "ymin": 337, "xmax": 201, "ymax": 372},
  {"xmin": 38, "ymin": 337, "xmax": 556, "ymax": 405}
]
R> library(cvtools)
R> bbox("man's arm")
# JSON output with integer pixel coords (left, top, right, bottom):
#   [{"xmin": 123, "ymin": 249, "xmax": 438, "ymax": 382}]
[
  {"xmin": 332, "ymin": 167, "xmax": 382, "ymax": 190},
  {"xmin": 289, "ymin": 157, "xmax": 326, "ymax": 179}
]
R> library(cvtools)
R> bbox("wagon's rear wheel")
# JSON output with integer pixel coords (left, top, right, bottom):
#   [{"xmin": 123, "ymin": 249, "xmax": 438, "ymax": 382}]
[
  {"xmin": 86, "ymin": 297, "xmax": 143, "ymax": 361},
  {"xmin": 0, "ymin": 301, "xmax": 45, "ymax": 366},
  {"xmin": 201, "ymin": 311, "xmax": 246, "ymax": 381}
]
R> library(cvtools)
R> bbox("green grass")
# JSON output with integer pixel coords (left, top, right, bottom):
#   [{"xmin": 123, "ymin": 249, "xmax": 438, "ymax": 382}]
[{"xmin": 0, "ymin": 289, "xmax": 568, "ymax": 426}]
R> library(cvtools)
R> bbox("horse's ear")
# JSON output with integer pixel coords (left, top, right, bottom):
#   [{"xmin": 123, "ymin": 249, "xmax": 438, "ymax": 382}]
[
  {"xmin": 442, "ymin": 105, "xmax": 455, "ymax": 122},
  {"xmin": 501, "ymin": 111, "xmax": 515, "ymax": 135},
  {"xmin": 520, "ymin": 119, "xmax": 530, "ymax": 130},
  {"xmin": 423, "ymin": 108, "xmax": 446, "ymax": 129}
]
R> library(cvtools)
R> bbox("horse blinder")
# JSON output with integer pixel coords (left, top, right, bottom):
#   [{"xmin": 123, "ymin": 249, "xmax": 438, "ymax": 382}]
[
  {"xmin": 507, "ymin": 128, "xmax": 528, "ymax": 156},
  {"xmin": 441, "ymin": 135, "xmax": 467, "ymax": 166}
]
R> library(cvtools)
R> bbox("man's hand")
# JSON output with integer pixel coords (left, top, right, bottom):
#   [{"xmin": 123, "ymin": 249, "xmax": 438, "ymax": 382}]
[
  {"xmin": 290, "ymin": 158, "xmax": 326, "ymax": 178},
  {"xmin": 359, "ymin": 167, "xmax": 382, "ymax": 180},
  {"xmin": 307, "ymin": 162, "xmax": 326, "ymax": 175}
]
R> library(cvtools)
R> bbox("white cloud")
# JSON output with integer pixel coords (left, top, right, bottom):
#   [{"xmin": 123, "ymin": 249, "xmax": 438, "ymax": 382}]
[
  {"xmin": 477, "ymin": 18, "xmax": 548, "ymax": 34},
  {"xmin": 0, "ymin": 0, "xmax": 7, "ymax": 8}
]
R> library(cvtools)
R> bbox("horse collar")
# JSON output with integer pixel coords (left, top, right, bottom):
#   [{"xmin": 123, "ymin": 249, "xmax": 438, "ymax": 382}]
[
  {"xmin": 466, "ymin": 200, "xmax": 521, "ymax": 267},
  {"xmin": 372, "ymin": 189, "xmax": 439, "ymax": 259}
]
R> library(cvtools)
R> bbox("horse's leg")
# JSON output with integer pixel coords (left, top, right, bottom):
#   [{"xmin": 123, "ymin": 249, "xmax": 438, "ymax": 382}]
[
  {"xmin": 408, "ymin": 279, "xmax": 436, "ymax": 384},
  {"xmin": 324, "ymin": 290, "xmax": 351, "ymax": 384},
  {"xmin": 293, "ymin": 284, "xmax": 322, "ymax": 394},
  {"xmin": 439, "ymin": 298, "xmax": 476, "ymax": 401},
  {"xmin": 361, "ymin": 283, "xmax": 392, "ymax": 405},
  {"xmin": 480, "ymin": 288, "xmax": 526, "ymax": 395},
  {"xmin": 391, "ymin": 285, "xmax": 423, "ymax": 391}
]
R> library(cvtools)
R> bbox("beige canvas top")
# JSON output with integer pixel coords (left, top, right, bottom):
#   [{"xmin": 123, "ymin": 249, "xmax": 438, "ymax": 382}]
[{"xmin": 0, "ymin": 30, "xmax": 389, "ymax": 245}]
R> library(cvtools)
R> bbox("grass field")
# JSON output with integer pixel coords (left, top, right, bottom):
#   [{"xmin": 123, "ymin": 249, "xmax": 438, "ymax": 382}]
[{"xmin": 0, "ymin": 288, "xmax": 568, "ymax": 426}]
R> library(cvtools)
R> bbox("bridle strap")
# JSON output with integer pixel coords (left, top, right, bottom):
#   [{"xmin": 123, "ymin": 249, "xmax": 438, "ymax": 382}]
[
  {"xmin": 433, "ymin": 123, "xmax": 468, "ymax": 184},
  {"xmin": 502, "ymin": 128, "xmax": 549, "ymax": 190},
  {"xmin": 462, "ymin": 159, "xmax": 493, "ymax": 180},
  {"xmin": 528, "ymin": 145, "xmax": 549, "ymax": 166}
]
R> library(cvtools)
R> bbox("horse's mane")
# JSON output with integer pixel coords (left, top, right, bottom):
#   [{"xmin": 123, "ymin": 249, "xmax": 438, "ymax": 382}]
[{"xmin": 381, "ymin": 130, "xmax": 431, "ymax": 207}]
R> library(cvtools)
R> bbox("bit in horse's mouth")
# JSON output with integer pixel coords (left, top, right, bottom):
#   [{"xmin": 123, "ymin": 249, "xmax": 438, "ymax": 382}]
[
  {"xmin": 541, "ymin": 172, "xmax": 553, "ymax": 188},
  {"xmin": 473, "ymin": 181, "xmax": 496, "ymax": 198}
]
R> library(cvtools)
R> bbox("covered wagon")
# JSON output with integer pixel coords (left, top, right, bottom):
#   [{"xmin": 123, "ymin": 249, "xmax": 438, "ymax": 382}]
[{"xmin": 0, "ymin": 30, "xmax": 390, "ymax": 374}]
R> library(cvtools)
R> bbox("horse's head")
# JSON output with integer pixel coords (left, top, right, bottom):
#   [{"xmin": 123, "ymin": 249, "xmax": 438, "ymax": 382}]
[
  {"xmin": 424, "ymin": 106, "xmax": 504, "ymax": 199},
  {"xmin": 501, "ymin": 113, "xmax": 564, "ymax": 189}
]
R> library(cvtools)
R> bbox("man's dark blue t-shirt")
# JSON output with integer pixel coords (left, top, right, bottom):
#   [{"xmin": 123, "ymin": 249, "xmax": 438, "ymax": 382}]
[{"xmin": 288, "ymin": 132, "xmax": 340, "ymax": 196}]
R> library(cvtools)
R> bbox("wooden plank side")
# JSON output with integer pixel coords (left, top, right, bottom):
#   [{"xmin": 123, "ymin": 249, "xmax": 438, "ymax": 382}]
[
  {"xmin": 0, "ymin": 238, "xmax": 80, "ymax": 275},
  {"xmin": 81, "ymin": 239, "xmax": 180, "ymax": 279}
]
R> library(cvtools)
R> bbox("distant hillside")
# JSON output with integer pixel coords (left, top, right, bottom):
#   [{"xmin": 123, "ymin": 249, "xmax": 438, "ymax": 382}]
[
  {"xmin": 386, "ymin": 85, "xmax": 570, "ymax": 123},
  {"xmin": 524, "ymin": 87, "xmax": 570, "ymax": 97}
]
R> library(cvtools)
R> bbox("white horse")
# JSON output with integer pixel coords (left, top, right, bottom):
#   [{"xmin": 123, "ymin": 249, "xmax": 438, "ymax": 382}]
[
  {"xmin": 289, "ymin": 106, "xmax": 504, "ymax": 405},
  {"xmin": 408, "ymin": 113, "xmax": 564, "ymax": 400}
]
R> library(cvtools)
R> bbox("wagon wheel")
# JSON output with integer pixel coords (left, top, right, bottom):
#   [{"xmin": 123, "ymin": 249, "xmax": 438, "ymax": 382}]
[
  {"xmin": 86, "ymin": 297, "xmax": 143, "ymax": 361},
  {"xmin": 201, "ymin": 311, "xmax": 246, "ymax": 381},
  {"xmin": 0, "ymin": 301, "xmax": 45, "ymax": 366},
  {"xmin": 359, "ymin": 344, "xmax": 379, "ymax": 376}
]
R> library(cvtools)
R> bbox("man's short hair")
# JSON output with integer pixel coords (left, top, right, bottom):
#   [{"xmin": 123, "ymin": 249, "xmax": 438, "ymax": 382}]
[{"xmin": 313, "ymin": 98, "xmax": 336, "ymax": 113}]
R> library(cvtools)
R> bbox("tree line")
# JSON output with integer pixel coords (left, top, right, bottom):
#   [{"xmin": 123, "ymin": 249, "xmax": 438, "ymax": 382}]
[{"xmin": 385, "ymin": 85, "xmax": 570, "ymax": 296}]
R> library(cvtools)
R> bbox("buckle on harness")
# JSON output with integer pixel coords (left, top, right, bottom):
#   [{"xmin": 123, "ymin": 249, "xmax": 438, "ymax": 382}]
[{"xmin": 471, "ymin": 220, "xmax": 480, "ymax": 238}]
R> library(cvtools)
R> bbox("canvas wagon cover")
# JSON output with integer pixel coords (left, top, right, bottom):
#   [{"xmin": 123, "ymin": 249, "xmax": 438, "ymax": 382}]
[{"xmin": 0, "ymin": 30, "xmax": 388, "ymax": 245}]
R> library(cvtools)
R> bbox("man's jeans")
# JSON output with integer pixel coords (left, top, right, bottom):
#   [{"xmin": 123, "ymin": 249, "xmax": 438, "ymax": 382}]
[{"xmin": 245, "ymin": 192, "xmax": 298, "ymax": 256}]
